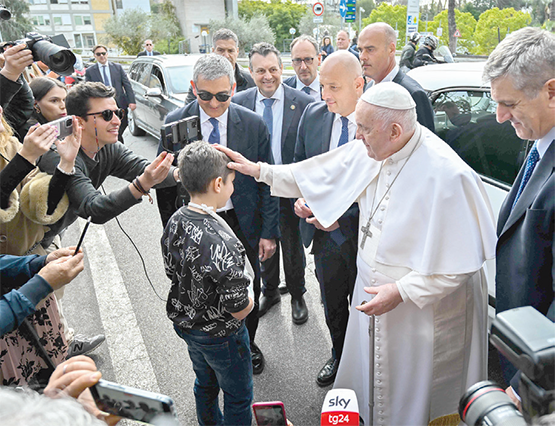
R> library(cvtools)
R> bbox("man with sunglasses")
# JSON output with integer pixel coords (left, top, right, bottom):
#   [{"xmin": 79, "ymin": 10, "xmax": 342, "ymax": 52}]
[
  {"xmin": 158, "ymin": 54, "xmax": 279, "ymax": 375},
  {"xmin": 137, "ymin": 39, "xmax": 160, "ymax": 57},
  {"xmin": 86, "ymin": 45, "xmax": 137, "ymax": 143},
  {"xmin": 184, "ymin": 29, "xmax": 254, "ymax": 104},
  {"xmin": 283, "ymin": 35, "xmax": 322, "ymax": 102},
  {"xmin": 37, "ymin": 82, "xmax": 179, "ymax": 251},
  {"xmin": 232, "ymin": 42, "xmax": 313, "ymax": 325}
]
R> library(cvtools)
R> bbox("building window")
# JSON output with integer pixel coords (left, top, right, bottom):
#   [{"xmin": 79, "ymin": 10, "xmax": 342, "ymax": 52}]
[
  {"xmin": 74, "ymin": 15, "xmax": 91, "ymax": 25},
  {"xmin": 84, "ymin": 34, "xmax": 95, "ymax": 48},
  {"xmin": 115, "ymin": 0, "xmax": 123, "ymax": 8},
  {"xmin": 74, "ymin": 34, "xmax": 82, "ymax": 48},
  {"xmin": 53, "ymin": 14, "xmax": 71, "ymax": 25},
  {"xmin": 71, "ymin": 0, "xmax": 89, "ymax": 3},
  {"xmin": 31, "ymin": 15, "xmax": 51, "ymax": 26},
  {"xmin": 50, "ymin": 0, "xmax": 68, "ymax": 4},
  {"xmin": 29, "ymin": 0, "xmax": 48, "ymax": 4}
]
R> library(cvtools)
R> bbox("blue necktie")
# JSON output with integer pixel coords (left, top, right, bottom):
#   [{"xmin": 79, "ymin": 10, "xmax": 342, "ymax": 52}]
[
  {"xmin": 511, "ymin": 144, "xmax": 540, "ymax": 211},
  {"xmin": 208, "ymin": 118, "xmax": 220, "ymax": 144},
  {"xmin": 301, "ymin": 86, "xmax": 311, "ymax": 95},
  {"xmin": 262, "ymin": 98, "xmax": 275, "ymax": 137},
  {"xmin": 101, "ymin": 65, "xmax": 110, "ymax": 86},
  {"xmin": 338, "ymin": 116, "xmax": 350, "ymax": 147}
]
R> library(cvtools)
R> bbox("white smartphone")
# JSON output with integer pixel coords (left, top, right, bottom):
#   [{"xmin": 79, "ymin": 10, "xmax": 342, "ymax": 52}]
[
  {"xmin": 90, "ymin": 379, "xmax": 178, "ymax": 424},
  {"xmin": 47, "ymin": 115, "xmax": 73, "ymax": 139}
]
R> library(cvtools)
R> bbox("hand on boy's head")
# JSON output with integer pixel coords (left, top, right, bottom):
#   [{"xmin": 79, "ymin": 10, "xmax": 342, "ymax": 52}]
[{"xmin": 214, "ymin": 145, "xmax": 261, "ymax": 179}]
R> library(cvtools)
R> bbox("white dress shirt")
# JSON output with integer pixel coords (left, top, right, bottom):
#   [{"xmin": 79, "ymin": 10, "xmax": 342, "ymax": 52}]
[
  {"xmin": 537, "ymin": 126, "xmax": 555, "ymax": 159},
  {"xmin": 199, "ymin": 107, "xmax": 233, "ymax": 211},
  {"xmin": 295, "ymin": 75, "xmax": 321, "ymax": 101},
  {"xmin": 329, "ymin": 111, "xmax": 357, "ymax": 150},
  {"xmin": 254, "ymin": 84, "xmax": 284, "ymax": 165}
]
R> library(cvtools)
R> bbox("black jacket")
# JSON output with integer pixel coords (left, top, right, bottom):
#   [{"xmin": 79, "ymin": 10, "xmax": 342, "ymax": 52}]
[{"xmin": 0, "ymin": 74, "xmax": 34, "ymax": 141}]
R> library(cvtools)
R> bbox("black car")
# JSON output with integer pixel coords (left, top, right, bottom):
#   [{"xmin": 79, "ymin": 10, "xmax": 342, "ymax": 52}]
[{"xmin": 127, "ymin": 54, "xmax": 202, "ymax": 138}]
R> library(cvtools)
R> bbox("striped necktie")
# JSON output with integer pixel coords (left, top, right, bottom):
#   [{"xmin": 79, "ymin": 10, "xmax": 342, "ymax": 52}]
[{"xmin": 511, "ymin": 144, "xmax": 540, "ymax": 211}]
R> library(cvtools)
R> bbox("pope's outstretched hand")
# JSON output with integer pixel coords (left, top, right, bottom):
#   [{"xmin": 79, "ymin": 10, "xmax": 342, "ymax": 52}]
[{"xmin": 215, "ymin": 145, "xmax": 261, "ymax": 179}]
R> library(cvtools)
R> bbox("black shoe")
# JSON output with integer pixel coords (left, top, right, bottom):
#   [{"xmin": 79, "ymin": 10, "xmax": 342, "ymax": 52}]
[
  {"xmin": 251, "ymin": 342, "xmax": 265, "ymax": 375},
  {"xmin": 278, "ymin": 281, "xmax": 289, "ymax": 295},
  {"xmin": 258, "ymin": 293, "xmax": 280, "ymax": 318},
  {"xmin": 316, "ymin": 357, "xmax": 338, "ymax": 387},
  {"xmin": 291, "ymin": 295, "xmax": 308, "ymax": 325}
]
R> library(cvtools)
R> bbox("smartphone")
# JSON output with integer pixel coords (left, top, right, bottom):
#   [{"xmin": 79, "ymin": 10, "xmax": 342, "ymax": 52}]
[
  {"xmin": 253, "ymin": 401, "xmax": 287, "ymax": 426},
  {"xmin": 48, "ymin": 115, "xmax": 74, "ymax": 139},
  {"xmin": 162, "ymin": 115, "xmax": 202, "ymax": 153},
  {"xmin": 73, "ymin": 216, "xmax": 91, "ymax": 255},
  {"xmin": 90, "ymin": 379, "xmax": 177, "ymax": 424}
]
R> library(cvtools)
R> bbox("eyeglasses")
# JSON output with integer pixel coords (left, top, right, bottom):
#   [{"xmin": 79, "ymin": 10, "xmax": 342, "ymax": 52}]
[
  {"xmin": 291, "ymin": 57, "xmax": 315, "ymax": 66},
  {"xmin": 84, "ymin": 108, "xmax": 125, "ymax": 121},
  {"xmin": 197, "ymin": 90, "xmax": 232, "ymax": 102},
  {"xmin": 95, "ymin": 52, "xmax": 107, "ymax": 56},
  {"xmin": 146, "ymin": 44, "xmax": 152, "ymax": 46}
]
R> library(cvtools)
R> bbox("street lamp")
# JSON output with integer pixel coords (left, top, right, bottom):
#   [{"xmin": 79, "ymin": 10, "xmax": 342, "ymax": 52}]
[{"xmin": 359, "ymin": 7, "xmax": 365, "ymax": 31}]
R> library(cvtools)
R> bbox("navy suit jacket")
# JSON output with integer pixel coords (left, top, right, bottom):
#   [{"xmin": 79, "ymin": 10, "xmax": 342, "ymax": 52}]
[
  {"xmin": 495, "ymin": 140, "xmax": 555, "ymax": 388},
  {"xmin": 85, "ymin": 62, "xmax": 136, "ymax": 109},
  {"xmin": 392, "ymin": 70, "xmax": 435, "ymax": 132},
  {"xmin": 231, "ymin": 84, "xmax": 313, "ymax": 165},
  {"xmin": 283, "ymin": 76, "xmax": 296, "ymax": 88},
  {"xmin": 137, "ymin": 51, "xmax": 161, "ymax": 57},
  {"xmin": 293, "ymin": 102, "xmax": 359, "ymax": 249},
  {"xmin": 157, "ymin": 101, "xmax": 280, "ymax": 249}
]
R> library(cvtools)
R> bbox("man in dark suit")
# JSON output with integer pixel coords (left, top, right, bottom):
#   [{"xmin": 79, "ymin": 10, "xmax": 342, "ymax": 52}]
[
  {"xmin": 283, "ymin": 35, "xmax": 322, "ymax": 102},
  {"xmin": 184, "ymin": 29, "xmax": 255, "ymax": 104},
  {"xmin": 157, "ymin": 54, "xmax": 280, "ymax": 375},
  {"xmin": 358, "ymin": 23, "xmax": 435, "ymax": 132},
  {"xmin": 484, "ymin": 27, "xmax": 554, "ymax": 406},
  {"xmin": 85, "ymin": 45, "xmax": 136, "ymax": 143},
  {"xmin": 232, "ymin": 43, "xmax": 313, "ymax": 324},
  {"xmin": 137, "ymin": 39, "xmax": 161, "ymax": 57},
  {"xmin": 294, "ymin": 51, "xmax": 364, "ymax": 387}
]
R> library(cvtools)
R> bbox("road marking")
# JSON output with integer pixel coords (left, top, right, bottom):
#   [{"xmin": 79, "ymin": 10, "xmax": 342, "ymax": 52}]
[{"xmin": 78, "ymin": 218, "xmax": 160, "ymax": 392}]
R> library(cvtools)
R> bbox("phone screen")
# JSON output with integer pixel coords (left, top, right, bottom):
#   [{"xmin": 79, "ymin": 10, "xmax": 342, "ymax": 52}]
[
  {"xmin": 90, "ymin": 379, "xmax": 176, "ymax": 424},
  {"xmin": 253, "ymin": 403, "xmax": 287, "ymax": 426}
]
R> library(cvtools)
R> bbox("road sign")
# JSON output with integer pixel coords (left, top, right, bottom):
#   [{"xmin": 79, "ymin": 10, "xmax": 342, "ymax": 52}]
[
  {"xmin": 313, "ymin": 16, "xmax": 324, "ymax": 23},
  {"xmin": 407, "ymin": 15, "xmax": 418, "ymax": 26},
  {"xmin": 313, "ymin": 2, "xmax": 324, "ymax": 16},
  {"xmin": 345, "ymin": 0, "xmax": 356, "ymax": 23},
  {"xmin": 290, "ymin": 27, "xmax": 296, "ymax": 35},
  {"xmin": 437, "ymin": 27, "xmax": 443, "ymax": 37},
  {"xmin": 339, "ymin": 0, "xmax": 347, "ymax": 18},
  {"xmin": 454, "ymin": 29, "xmax": 461, "ymax": 37}
]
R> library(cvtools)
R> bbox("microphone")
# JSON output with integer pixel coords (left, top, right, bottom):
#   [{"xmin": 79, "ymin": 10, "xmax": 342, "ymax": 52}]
[{"xmin": 321, "ymin": 389, "xmax": 359, "ymax": 426}]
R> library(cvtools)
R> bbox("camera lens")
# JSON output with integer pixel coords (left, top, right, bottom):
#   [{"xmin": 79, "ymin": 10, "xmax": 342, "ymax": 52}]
[
  {"xmin": 0, "ymin": 7, "xmax": 11, "ymax": 20},
  {"xmin": 33, "ymin": 39, "xmax": 76, "ymax": 75},
  {"xmin": 459, "ymin": 381, "xmax": 527, "ymax": 426},
  {"xmin": 65, "ymin": 117, "xmax": 73, "ymax": 126}
]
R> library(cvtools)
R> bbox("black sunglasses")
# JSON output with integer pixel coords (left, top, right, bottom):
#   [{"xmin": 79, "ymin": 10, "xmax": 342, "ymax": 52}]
[
  {"xmin": 197, "ymin": 90, "xmax": 232, "ymax": 102},
  {"xmin": 84, "ymin": 108, "xmax": 125, "ymax": 121},
  {"xmin": 291, "ymin": 57, "xmax": 315, "ymax": 65},
  {"xmin": 95, "ymin": 51, "xmax": 107, "ymax": 56}
]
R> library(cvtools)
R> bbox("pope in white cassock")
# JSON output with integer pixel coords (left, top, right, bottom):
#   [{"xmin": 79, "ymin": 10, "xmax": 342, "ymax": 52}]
[{"xmin": 217, "ymin": 82, "xmax": 497, "ymax": 426}]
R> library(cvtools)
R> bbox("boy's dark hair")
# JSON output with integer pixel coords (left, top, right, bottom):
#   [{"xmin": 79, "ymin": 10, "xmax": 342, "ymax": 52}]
[
  {"xmin": 178, "ymin": 141, "xmax": 233, "ymax": 195},
  {"xmin": 66, "ymin": 82, "xmax": 116, "ymax": 119}
]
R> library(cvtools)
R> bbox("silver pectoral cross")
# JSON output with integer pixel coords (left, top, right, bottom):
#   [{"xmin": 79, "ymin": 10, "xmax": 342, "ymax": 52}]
[{"xmin": 360, "ymin": 221, "xmax": 372, "ymax": 249}]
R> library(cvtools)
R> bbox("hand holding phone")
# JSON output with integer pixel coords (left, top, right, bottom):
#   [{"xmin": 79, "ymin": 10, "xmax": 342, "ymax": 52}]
[{"xmin": 253, "ymin": 401, "xmax": 287, "ymax": 426}]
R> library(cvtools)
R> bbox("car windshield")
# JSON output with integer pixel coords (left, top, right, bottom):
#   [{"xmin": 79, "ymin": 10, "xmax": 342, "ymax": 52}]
[{"xmin": 166, "ymin": 65, "xmax": 194, "ymax": 94}]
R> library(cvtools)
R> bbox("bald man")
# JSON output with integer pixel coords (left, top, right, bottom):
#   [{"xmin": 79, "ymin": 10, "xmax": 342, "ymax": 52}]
[
  {"xmin": 358, "ymin": 23, "xmax": 435, "ymax": 131},
  {"xmin": 336, "ymin": 30, "xmax": 359, "ymax": 59},
  {"xmin": 293, "ymin": 51, "xmax": 365, "ymax": 387}
]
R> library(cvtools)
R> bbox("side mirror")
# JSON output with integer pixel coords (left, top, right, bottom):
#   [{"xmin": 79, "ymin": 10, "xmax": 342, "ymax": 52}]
[{"xmin": 146, "ymin": 88, "xmax": 162, "ymax": 98}]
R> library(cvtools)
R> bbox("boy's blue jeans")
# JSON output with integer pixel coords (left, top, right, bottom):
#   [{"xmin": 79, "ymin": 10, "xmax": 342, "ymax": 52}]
[{"xmin": 174, "ymin": 323, "xmax": 253, "ymax": 426}]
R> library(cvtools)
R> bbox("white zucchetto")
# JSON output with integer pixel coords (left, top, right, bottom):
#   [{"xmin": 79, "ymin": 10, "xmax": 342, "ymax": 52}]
[{"xmin": 361, "ymin": 81, "xmax": 416, "ymax": 110}]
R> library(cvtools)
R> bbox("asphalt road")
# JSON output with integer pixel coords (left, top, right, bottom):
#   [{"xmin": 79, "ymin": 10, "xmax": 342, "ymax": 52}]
[{"xmin": 61, "ymin": 129, "xmax": 507, "ymax": 426}]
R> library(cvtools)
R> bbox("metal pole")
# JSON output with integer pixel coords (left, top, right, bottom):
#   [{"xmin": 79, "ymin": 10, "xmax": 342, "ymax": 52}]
[{"xmin": 368, "ymin": 314, "xmax": 375, "ymax": 426}]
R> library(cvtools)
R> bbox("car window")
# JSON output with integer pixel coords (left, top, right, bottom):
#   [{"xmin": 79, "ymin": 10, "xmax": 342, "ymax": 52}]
[
  {"xmin": 137, "ymin": 63, "xmax": 152, "ymax": 87},
  {"xmin": 432, "ymin": 89, "xmax": 526, "ymax": 186},
  {"xmin": 150, "ymin": 65, "xmax": 165, "ymax": 92},
  {"xmin": 165, "ymin": 65, "xmax": 194, "ymax": 94},
  {"xmin": 129, "ymin": 63, "xmax": 144, "ymax": 82}
]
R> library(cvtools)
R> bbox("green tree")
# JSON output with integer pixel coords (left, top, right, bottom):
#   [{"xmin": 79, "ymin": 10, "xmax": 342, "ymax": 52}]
[
  {"xmin": 0, "ymin": 0, "xmax": 33, "ymax": 42},
  {"xmin": 210, "ymin": 14, "xmax": 275, "ymax": 57},
  {"xmin": 298, "ymin": 9, "xmax": 341, "ymax": 48},
  {"xmin": 356, "ymin": 0, "xmax": 376, "ymax": 30},
  {"xmin": 362, "ymin": 3, "xmax": 407, "ymax": 44},
  {"xmin": 103, "ymin": 9, "xmax": 152, "ymax": 55},
  {"xmin": 473, "ymin": 7, "xmax": 531, "ymax": 54},
  {"xmin": 425, "ymin": 10, "xmax": 477, "ymax": 53}
]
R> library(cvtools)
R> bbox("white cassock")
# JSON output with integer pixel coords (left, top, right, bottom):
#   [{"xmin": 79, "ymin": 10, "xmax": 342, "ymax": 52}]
[{"xmin": 257, "ymin": 124, "xmax": 497, "ymax": 426}]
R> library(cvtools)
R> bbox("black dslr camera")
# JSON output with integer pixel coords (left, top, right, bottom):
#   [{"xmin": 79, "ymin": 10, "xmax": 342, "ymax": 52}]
[
  {"xmin": 1, "ymin": 32, "xmax": 76, "ymax": 76},
  {"xmin": 459, "ymin": 306, "xmax": 555, "ymax": 425}
]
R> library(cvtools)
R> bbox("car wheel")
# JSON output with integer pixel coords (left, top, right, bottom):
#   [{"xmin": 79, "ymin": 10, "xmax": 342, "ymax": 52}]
[{"xmin": 128, "ymin": 108, "xmax": 145, "ymax": 136}]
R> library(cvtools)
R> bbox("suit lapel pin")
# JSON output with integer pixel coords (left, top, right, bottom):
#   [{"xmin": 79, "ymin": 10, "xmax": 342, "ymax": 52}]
[{"xmin": 291, "ymin": 105, "xmax": 296, "ymax": 110}]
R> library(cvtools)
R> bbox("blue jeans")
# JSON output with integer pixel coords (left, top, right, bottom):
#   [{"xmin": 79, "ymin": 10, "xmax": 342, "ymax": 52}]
[{"xmin": 174, "ymin": 323, "xmax": 253, "ymax": 426}]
